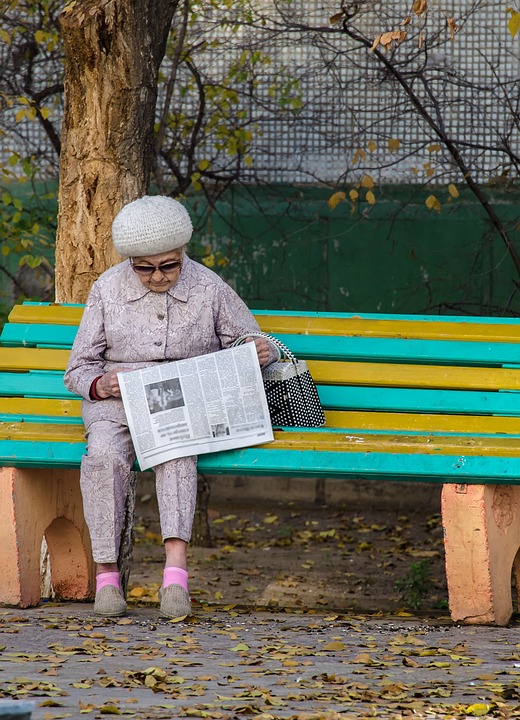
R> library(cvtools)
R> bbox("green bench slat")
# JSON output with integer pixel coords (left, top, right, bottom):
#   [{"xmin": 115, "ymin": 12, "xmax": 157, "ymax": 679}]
[
  {"xmin": 0, "ymin": 372, "xmax": 77, "ymax": 399},
  {"xmin": 0, "ymin": 414, "xmax": 83, "ymax": 424},
  {"xmin": 0, "ymin": 440, "xmax": 86, "ymax": 468},
  {"xmin": 199, "ymin": 447, "xmax": 520, "ymax": 482},
  {"xmin": 318, "ymin": 386, "xmax": 520, "ymax": 415},
  {"xmin": 252, "ymin": 309, "xmax": 520, "ymax": 324},
  {"xmin": 4, "ymin": 439, "xmax": 520, "ymax": 482},
  {"xmin": 2, "ymin": 373, "xmax": 519, "ymax": 415},
  {"xmin": 4, "ymin": 322, "xmax": 520, "ymax": 366},
  {"xmin": 0, "ymin": 324, "xmax": 77, "ymax": 348},
  {"xmin": 278, "ymin": 335, "xmax": 520, "ymax": 365}
]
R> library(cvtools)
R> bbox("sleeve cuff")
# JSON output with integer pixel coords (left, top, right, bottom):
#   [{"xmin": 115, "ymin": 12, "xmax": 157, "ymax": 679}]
[{"xmin": 89, "ymin": 376, "xmax": 104, "ymax": 401}]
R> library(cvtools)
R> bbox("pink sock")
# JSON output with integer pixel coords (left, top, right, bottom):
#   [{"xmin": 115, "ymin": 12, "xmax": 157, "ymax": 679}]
[
  {"xmin": 163, "ymin": 566, "xmax": 189, "ymax": 592},
  {"xmin": 96, "ymin": 572, "xmax": 121, "ymax": 592}
]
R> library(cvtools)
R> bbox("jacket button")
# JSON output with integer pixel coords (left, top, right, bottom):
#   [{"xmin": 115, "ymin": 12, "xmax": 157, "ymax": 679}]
[
  {"xmin": 154, "ymin": 340, "xmax": 162, "ymax": 346},
  {"xmin": 157, "ymin": 314, "xmax": 165, "ymax": 320}
]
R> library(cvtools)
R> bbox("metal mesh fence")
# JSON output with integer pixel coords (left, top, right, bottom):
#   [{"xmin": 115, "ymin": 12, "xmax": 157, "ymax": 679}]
[{"xmin": 2, "ymin": 0, "xmax": 518, "ymax": 185}]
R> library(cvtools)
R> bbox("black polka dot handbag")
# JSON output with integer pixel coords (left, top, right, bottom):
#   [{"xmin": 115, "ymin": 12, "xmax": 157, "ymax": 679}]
[{"xmin": 232, "ymin": 332, "xmax": 326, "ymax": 428}]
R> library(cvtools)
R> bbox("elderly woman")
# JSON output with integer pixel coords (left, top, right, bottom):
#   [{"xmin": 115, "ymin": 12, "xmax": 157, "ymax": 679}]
[{"xmin": 64, "ymin": 195, "xmax": 269, "ymax": 619}]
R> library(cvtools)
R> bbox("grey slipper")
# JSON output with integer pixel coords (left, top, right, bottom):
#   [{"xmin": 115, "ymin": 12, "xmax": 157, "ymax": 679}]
[
  {"xmin": 159, "ymin": 584, "xmax": 191, "ymax": 619},
  {"xmin": 93, "ymin": 585, "xmax": 127, "ymax": 617}
]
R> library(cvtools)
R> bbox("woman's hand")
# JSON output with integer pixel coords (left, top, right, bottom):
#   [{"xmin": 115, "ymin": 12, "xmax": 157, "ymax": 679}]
[
  {"xmin": 95, "ymin": 369, "xmax": 132, "ymax": 398},
  {"xmin": 246, "ymin": 337, "xmax": 270, "ymax": 367}
]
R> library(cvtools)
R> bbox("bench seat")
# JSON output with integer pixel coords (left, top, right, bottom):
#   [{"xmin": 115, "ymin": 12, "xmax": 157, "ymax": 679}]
[{"xmin": 2, "ymin": 302, "xmax": 520, "ymax": 625}]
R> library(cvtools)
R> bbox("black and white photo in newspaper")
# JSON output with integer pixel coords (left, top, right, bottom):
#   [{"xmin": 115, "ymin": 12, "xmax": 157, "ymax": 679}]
[{"xmin": 118, "ymin": 342, "xmax": 274, "ymax": 470}]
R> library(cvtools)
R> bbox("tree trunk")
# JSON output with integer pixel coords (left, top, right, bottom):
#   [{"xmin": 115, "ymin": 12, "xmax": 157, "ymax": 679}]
[{"xmin": 55, "ymin": 0, "xmax": 179, "ymax": 303}]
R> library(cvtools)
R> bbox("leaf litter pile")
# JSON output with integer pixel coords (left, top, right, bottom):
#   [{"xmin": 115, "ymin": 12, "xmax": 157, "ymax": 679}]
[
  {"xmin": 130, "ymin": 491, "xmax": 448, "ymax": 615},
  {"xmin": 3, "ymin": 492, "xmax": 520, "ymax": 718}
]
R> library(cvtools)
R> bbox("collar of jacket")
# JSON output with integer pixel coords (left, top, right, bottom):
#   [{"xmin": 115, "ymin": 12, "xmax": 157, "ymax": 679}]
[{"xmin": 124, "ymin": 256, "xmax": 191, "ymax": 303}]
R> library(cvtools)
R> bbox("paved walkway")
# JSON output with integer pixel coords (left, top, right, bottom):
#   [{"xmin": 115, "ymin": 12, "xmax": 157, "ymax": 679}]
[{"xmin": 1, "ymin": 601, "xmax": 520, "ymax": 719}]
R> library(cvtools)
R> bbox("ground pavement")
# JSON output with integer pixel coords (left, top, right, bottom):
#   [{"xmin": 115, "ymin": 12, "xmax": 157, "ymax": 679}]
[
  {"xmin": 2, "ymin": 603, "xmax": 520, "ymax": 719},
  {"xmin": 2, "ymin": 480, "xmax": 520, "ymax": 719}
]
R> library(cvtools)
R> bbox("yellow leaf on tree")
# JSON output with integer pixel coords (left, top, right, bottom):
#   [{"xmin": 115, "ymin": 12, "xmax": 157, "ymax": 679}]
[
  {"xmin": 352, "ymin": 148, "xmax": 366, "ymax": 164},
  {"xmin": 39, "ymin": 107, "xmax": 50, "ymax": 120},
  {"xmin": 425, "ymin": 194, "xmax": 441, "ymax": 212},
  {"xmin": 366, "ymin": 190, "xmax": 376, "ymax": 205},
  {"xmin": 0, "ymin": 29, "xmax": 11, "ymax": 45},
  {"xmin": 349, "ymin": 189, "xmax": 359, "ymax": 202},
  {"xmin": 370, "ymin": 34, "xmax": 382, "ymax": 51},
  {"xmin": 199, "ymin": 158, "xmax": 210, "ymax": 171},
  {"xmin": 388, "ymin": 138, "xmax": 401, "ymax": 152},
  {"xmin": 328, "ymin": 191, "xmax": 346, "ymax": 210},
  {"xmin": 448, "ymin": 183, "xmax": 459, "ymax": 198},
  {"xmin": 360, "ymin": 174, "xmax": 374, "ymax": 189},
  {"xmin": 508, "ymin": 10, "xmax": 520, "ymax": 38},
  {"xmin": 202, "ymin": 253, "xmax": 215, "ymax": 268},
  {"xmin": 428, "ymin": 143, "xmax": 441, "ymax": 153},
  {"xmin": 61, "ymin": 1, "xmax": 79, "ymax": 17},
  {"xmin": 413, "ymin": 0, "xmax": 427, "ymax": 15},
  {"xmin": 380, "ymin": 31, "xmax": 406, "ymax": 50},
  {"xmin": 447, "ymin": 17, "xmax": 457, "ymax": 40},
  {"xmin": 367, "ymin": 139, "xmax": 377, "ymax": 153}
]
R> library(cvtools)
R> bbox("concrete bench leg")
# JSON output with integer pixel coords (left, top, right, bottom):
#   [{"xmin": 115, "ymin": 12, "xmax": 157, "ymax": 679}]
[
  {"xmin": 0, "ymin": 466, "xmax": 94, "ymax": 608},
  {"xmin": 442, "ymin": 483, "xmax": 520, "ymax": 626}
]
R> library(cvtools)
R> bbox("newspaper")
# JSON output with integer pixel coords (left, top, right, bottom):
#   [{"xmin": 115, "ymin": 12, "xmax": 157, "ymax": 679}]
[{"xmin": 119, "ymin": 342, "xmax": 274, "ymax": 471}]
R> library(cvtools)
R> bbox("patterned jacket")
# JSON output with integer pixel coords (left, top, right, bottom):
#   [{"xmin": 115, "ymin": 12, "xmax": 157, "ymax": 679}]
[{"xmin": 64, "ymin": 255, "xmax": 263, "ymax": 427}]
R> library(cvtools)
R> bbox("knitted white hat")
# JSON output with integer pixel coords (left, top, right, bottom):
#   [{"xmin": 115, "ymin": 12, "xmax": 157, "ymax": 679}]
[{"xmin": 112, "ymin": 195, "xmax": 193, "ymax": 257}]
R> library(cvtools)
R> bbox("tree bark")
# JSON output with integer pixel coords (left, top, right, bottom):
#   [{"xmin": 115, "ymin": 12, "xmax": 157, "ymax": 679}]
[{"xmin": 55, "ymin": 0, "xmax": 179, "ymax": 303}]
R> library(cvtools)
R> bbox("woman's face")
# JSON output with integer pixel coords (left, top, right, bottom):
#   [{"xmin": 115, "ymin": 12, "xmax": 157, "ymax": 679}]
[{"xmin": 130, "ymin": 248, "xmax": 184, "ymax": 293}]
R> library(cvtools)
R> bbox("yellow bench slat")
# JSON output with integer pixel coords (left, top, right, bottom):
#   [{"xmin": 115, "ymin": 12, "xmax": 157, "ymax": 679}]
[
  {"xmin": 8, "ymin": 304, "xmax": 84, "ymax": 325},
  {"xmin": 9, "ymin": 305, "xmax": 520, "ymax": 344},
  {"xmin": 4, "ymin": 422, "xmax": 520, "ymax": 457},
  {"xmin": 0, "ymin": 423, "xmax": 85, "ymax": 442},
  {"xmin": 3, "ymin": 346, "xmax": 520, "ymax": 392},
  {"xmin": 271, "ymin": 432, "xmax": 520, "ymax": 456},
  {"xmin": 324, "ymin": 410, "xmax": 520, "ymax": 435},
  {"xmin": 308, "ymin": 360, "xmax": 520, "ymax": 390},
  {"xmin": 1, "ymin": 403, "xmax": 518, "ymax": 436},
  {"xmin": 0, "ymin": 398, "xmax": 81, "ymax": 417},
  {"xmin": 0, "ymin": 347, "xmax": 70, "ymax": 371},
  {"xmin": 257, "ymin": 315, "xmax": 520, "ymax": 342}
]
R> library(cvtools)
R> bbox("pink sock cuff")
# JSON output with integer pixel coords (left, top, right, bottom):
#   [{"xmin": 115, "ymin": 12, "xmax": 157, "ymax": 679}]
[
  {"xmin": 96, "ymin": 571, "xmax": 121, "ymax": 592},
  {"xmin": 163, "ymin": 566, "xmax": 189, "ymax": 592}
]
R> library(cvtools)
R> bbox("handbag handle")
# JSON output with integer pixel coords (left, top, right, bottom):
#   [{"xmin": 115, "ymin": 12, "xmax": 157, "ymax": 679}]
[{"xmin": 231, "ymin": 331, "xmax": 296, "ymax": 364}]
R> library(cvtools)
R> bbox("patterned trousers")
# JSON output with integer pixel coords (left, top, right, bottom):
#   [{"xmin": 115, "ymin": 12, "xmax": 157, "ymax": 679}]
[{"xmin": 80, "ymin": 418, "xmax": 197, "ymax": 564}]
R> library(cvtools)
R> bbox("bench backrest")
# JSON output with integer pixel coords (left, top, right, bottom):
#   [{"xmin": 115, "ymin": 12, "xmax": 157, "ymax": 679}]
[
  {"xmin": 2, "ymin": 302, "xmax": 520, "ymax": 421},
  {"xmin": 2, "ymin": 302, "xmax": 520, "ymax": 477}
]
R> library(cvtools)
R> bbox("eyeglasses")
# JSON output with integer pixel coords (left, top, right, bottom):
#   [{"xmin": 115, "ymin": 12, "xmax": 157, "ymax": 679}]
[{"xmin": 131, "ymin": 259, "xmax": 183, "ymax": 276}]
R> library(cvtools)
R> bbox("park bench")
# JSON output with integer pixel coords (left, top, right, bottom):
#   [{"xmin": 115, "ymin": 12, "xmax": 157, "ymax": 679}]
[{"xmin": 2, "ymin": 302, "xmax": 520, "ymax": 626}]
